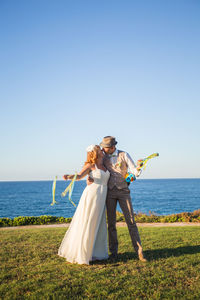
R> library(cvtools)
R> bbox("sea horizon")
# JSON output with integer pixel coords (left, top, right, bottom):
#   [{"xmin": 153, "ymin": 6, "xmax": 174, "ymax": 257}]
[{"xmin": 1, "ymin": 177, "xmax": 200, "ymax": 182}]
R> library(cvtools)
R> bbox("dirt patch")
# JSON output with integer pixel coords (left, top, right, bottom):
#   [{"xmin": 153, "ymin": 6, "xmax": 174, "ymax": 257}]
[{"xmin": 1, "ymin": 222, "xmax": 200, "ymax": 230}]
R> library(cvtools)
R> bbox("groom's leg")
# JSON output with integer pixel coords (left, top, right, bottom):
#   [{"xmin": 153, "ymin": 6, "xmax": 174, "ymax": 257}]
[
  {"xmin": 106, "ymin": 187, "xmax": 118, "ymax": 255},
  {"xmin": 118, "ymin": 188, "xmax": 143, "ymax": 255}
]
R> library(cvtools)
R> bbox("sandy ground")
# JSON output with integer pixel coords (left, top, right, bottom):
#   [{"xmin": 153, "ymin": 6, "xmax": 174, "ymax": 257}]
[{"xmin": 1, "ymin": 222, "xmax": 200, "ymax": 230}]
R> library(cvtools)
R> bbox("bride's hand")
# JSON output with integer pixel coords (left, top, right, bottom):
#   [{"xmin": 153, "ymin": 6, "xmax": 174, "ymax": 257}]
[
  {"xmin": 63, "ymin": 174, "xmax": 70, "ymax": 180},
  {"xmin": 87, "ymin": 176, "xmax": 94, "ymax": 185}
]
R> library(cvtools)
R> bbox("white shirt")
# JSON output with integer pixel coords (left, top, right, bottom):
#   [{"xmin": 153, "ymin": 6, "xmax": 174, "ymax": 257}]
[{"xmin": 108, "ymin": 149, "xmax": 141, "ymax": 177}]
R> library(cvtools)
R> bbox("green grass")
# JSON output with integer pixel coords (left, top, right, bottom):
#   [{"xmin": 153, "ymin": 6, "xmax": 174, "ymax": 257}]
[{"xmin": 1, "ymin": 226, "xmax": 200, "ymax": 299}]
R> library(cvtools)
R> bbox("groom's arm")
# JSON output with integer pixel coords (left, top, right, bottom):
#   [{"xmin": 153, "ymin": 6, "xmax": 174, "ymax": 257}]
[{"xmin": 125, "ymin": 152, "xmax": 142, "ymax": 177}]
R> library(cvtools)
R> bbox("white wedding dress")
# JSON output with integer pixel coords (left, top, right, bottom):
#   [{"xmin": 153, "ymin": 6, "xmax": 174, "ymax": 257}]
[{"xmin": 58, "ymin": 166, "xmax": 110, "ymax": 265}]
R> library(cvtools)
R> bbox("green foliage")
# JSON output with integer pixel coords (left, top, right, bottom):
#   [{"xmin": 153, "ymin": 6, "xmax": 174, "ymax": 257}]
[
  {"xmin": 0, "ymin": 210, "xmax": 200, "ymax": 227},
  {"xmin": 0, "ymin": 217, "xmax": 13, "ymax": 227},
  {"xmin": 0, "ymin": 215, "xmax": 72, "ymax": 227},
  {"xmin": 116, "ymin": 210, "xmax": 200, "ymax": 223}
]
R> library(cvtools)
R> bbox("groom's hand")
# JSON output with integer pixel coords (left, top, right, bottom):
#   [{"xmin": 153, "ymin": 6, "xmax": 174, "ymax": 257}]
[
  {"xmin": 87, "ymin": 176, "xmax": 94, "ymax": 185},
  {"xmin": 136, "ymin": 159, "xmax": 143, "ymax": 170}
]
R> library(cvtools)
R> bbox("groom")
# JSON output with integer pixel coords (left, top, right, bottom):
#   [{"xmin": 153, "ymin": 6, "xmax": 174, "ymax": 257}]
[{"xmin": 89, "ymin": 136, "xmax": 147, "ymax": 262}]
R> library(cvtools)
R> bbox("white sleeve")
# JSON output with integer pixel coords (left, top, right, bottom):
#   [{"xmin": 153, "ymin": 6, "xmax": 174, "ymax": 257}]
[{"xmin": 125, "ymin": 152, "xmax": 142, "ymax": 177}]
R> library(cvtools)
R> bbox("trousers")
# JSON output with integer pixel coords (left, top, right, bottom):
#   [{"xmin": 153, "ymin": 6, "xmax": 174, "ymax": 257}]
[{"xmin": 106, "ymin": 186, "xmax": 143, "ymax": 255}]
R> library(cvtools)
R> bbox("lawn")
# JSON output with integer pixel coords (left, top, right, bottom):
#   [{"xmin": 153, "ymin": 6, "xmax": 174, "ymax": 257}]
[{"xmin": 0, "ymin": 226, "xmax": 200, "ymax": 299}]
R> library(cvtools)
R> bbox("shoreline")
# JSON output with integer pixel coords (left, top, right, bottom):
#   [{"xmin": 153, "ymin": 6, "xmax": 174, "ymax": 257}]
[{"xmin": 1, "ymin": 222, "xmax": 200, "ymax": 230}]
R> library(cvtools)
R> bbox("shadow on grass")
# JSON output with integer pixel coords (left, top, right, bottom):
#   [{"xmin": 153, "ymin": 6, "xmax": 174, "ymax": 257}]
[
  {"xmin": 144, "ymin": 245, "xmax": 200, "ymax": 261},
  {"xmin": 90, "ymin": 245, "xmax": 200, "ymax": 265}
]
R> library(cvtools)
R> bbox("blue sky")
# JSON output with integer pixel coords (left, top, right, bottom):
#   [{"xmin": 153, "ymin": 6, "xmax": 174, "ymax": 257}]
[{"xmin": 0, "ymin": 0, "xmax": 200, "ymax": 180}]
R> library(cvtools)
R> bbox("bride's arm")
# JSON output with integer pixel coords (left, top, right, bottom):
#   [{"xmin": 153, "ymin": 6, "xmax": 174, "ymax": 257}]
[{"xmin": 63, "ymin": 163, "xmax": 92, "ymax": 180}]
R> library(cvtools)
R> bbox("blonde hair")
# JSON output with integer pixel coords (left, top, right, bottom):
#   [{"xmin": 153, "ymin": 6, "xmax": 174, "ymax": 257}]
[{"xmin": 85, "ymin": 145, "xmax": 100, "ymax": 165}]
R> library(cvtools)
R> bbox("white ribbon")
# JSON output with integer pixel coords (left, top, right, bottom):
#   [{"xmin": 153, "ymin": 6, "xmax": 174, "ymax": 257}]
[{"xmin": 86, "ymin": 144, "xmax": 96, "ymax": 152}]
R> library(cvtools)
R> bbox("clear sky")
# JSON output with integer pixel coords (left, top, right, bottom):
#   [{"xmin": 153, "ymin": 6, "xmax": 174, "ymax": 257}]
[{"xmin": 0, "ymin": 0, "xmax": 200, "ymax": 181}]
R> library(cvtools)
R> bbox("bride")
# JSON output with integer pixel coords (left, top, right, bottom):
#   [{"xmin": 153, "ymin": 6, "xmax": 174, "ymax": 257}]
[{"xmin": 58, "ymin": 145, "xmax": 110, "ymax": 265}]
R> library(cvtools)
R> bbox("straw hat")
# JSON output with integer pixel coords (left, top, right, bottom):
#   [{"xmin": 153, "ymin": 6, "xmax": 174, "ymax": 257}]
[{"xmin": 100, "ymin": 136, "xmax": 117, "ymax": 148}]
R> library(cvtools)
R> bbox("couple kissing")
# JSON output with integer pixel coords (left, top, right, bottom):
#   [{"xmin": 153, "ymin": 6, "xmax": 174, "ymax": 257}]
[{"xmin": 58, "ymin": 136, "xmax": 146, "ymax": 265}]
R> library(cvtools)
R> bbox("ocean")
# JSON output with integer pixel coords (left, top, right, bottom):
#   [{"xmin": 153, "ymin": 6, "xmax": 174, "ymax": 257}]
[{"xmin": 0, "ymin": 179, "xmax": 199, "ymax": 219}]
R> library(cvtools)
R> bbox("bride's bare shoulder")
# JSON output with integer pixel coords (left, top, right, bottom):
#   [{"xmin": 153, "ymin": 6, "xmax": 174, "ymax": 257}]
[{"xmin": 90, "ymin": 163, "xmax": 96, "ymax": 171}]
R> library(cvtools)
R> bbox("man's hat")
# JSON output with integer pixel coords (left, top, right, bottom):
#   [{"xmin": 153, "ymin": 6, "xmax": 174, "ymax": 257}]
[{"xmin": 100, "ymin": 136, "xmax": 117, "ymax": 148}]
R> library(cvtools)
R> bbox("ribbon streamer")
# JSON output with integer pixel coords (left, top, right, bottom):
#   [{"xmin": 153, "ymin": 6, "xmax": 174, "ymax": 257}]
[
  {"xmin": 61, "ymin": 173, "xmax": 77, "ymax": 207},
  {"xmin": 139, "ymin": 153, "xmax": 159, "ymax": 170},
  {"xmin": 51, "ymin": 176, "xmax": 58, "ymax": 206}
]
